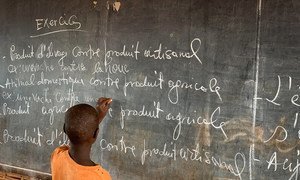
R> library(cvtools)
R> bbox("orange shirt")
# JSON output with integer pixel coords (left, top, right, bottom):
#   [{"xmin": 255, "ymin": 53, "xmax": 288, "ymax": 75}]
[{"xmin": 51, "ymin": 146, "xmax": 111, "ymax": 180}]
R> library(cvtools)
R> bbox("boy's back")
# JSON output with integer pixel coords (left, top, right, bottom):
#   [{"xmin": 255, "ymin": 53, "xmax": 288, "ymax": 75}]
[
  {"xmin": 51, "ymin": 98, "xmax": 112, "ymax": 180},
  {"xmin": 51, "ymin": 146, "xmax": 111, "ymax": 180}
]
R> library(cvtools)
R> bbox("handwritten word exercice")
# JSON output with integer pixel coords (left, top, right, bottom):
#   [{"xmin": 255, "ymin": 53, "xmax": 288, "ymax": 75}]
[{"xmin": 32, "ymin": 15, "xmax": 86, "ymax": 38}]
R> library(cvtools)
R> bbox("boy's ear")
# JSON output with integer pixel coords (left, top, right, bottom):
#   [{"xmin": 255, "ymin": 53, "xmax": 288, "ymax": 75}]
[
  {"xmin": 93, "ymin": 128, "xmax": 99, "ymax": 138},
  {"xmin": 63, "ymin": 124, "xmax": 66, "ymax": 133}
]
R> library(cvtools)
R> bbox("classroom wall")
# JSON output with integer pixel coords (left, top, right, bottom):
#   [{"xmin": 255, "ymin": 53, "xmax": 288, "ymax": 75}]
[{"xmin": 0, "ymin": 0, "xmax": 299, "ymax": 179}]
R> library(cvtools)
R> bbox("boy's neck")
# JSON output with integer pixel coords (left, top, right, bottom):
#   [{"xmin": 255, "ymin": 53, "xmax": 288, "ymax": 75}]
[{"xmin": 69, "ymin": 143, "xmax": 96, "ymax": 166}]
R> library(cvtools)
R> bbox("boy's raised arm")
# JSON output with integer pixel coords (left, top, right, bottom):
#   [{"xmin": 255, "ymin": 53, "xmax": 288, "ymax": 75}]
[{"xmin": 96, "ymin": 97, "xmax": 112, "ymax": 122}]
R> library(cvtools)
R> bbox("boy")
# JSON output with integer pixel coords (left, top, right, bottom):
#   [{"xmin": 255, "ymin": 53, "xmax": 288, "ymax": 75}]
[{"xmin": 51, "ymin": 97, "xmax": 113, "ymax": 180}]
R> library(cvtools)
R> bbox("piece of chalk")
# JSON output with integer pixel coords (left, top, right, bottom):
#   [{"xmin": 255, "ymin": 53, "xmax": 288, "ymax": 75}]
[{"xmin": 106, "ymin": 99, "xmax": 112, "ymax": 105}]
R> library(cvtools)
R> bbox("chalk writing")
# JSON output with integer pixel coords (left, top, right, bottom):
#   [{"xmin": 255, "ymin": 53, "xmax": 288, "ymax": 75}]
[
  {"xmin": 10, "ymin": 45, "xmax": 34, "ymax": 61},
  {"xmin": 123, "ymin": 71, "xmax": 164, "ymax": 96},
  {"xmin": 257, "ymin": 75, "xmax": 300, "ymax": 108},
  {"xmin": 166, "ymin": 107, "xmax": 227, "ymax": 140},
  {"xmin": 55, "ymin": 88, "xmax": 79, "ymax": 107},
  {"xmin": 120, "ymin": 101, "xmax": 164, "ymax": 129},
  {"xmin": 84, "ymin": 96, "xmax": 97, "ymax": 102},
  {"xmin": 37, "ymin": 42, "xmax": 68, "ymax": 61},
  {"xmin": 46, "ymin": 129, "xmax": 69, "ymax": 146},
  {"xmin": 141, "ymin": 141, "xmax": 245, "ymax": 179},
  {"xmin": 143, "ymin": 38, "xmax": 202, "ymax": 64},
  {"xmin": 2, "ymin": 102, "xmax": 30, "ymax": 115},
  {"xmin": 3, "ymin": 72, "xmax": 84, "ymax": 90},
  {"xmin": 41, "ymin": 105, "xmax": 68, "ymax": 125},
  {"xmin": 2, "ymin": 127, "xmax": 43, "ymax": 147},
  {"xmin": 104, "ymin": 48, "xmax": 131, "ymax": 74},
  {"xmin": 31, "ymin": 88, "xmax": 52, "ymax": 104},
  {"xmin": 168, "ymin": 77, "xmax": 222, "ymax": 104},
  {"xmin": 3, "ymin": 74, "xmax": 35, "ymax": 89},
  {"xmin": 60, "ymin": 60, "xmax": 86, "ymax": 72},
  {"xmin": 89, "ymin": 73, "xmax": 120, "ymax": 89},
  {"xmin": 1, "ymin": 88, "xmax": 52, "ymax": 104},
  {"xmin": 266, "ymin": 151, "xmax": 300, "ymax": 180},
  {"xmin": 35, "ymin": 15, "xmax": 81, "ymax": 31},
  {"xmin": 31, "ymin": 15, "xmax": 86, "ymax": 38},
  {"xmin": 0, "ymin": 32, "xmax": 265, "ymax": 180},
  {"xmin": 141, "ymin": 140, "xmax": 176, "ymax": 165},
  {"xmin": 264, "ymin": 126, "xmax": 288, "ymax": 143},
  {"xmin": 72, "ymin": 45, "xmax": 101, "ymax": 59},
  {"xmin": 7, "ymin": 61, "xmax": 54, "ymax": 74},
  {"xmin": 2, "ymin": 91, "xmax": 12, "ymax": 100},
  {"xmin": 99, "ymin": 136, "xmax": 136, "ymax": 157},
  {"xmin": 105, "ymin": 40, "xmax": 140, "ymax": 60},
  {"xmin": 37, "ymin": 72, "xmax": 84, "ymax": 90}
]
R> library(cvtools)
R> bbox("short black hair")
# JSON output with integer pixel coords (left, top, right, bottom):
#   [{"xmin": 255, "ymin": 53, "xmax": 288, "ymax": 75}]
[{"xmin": 64, "ymin": 104, "xmax": 99, "ymax": 144}]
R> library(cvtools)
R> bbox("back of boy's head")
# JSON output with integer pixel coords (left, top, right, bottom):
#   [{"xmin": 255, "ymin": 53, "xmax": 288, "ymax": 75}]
[{"xmin": 64, "ymin": 104, "xmax": 99, "ymax": 145}]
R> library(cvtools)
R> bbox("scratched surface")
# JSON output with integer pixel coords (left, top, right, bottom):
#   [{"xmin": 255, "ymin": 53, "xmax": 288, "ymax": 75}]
[
  {"xmin": 0, "ymin": 0, "xmax": 298, "ymax": 179},
  {"xmin": 254, "ymin": 0, "xmax": 300, "ymax": 179}
]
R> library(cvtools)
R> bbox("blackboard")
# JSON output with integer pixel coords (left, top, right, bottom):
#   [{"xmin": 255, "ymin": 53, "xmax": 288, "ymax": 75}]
[{"xmin": 0, "ymin": 0, "xmax": 299, "ymax": 179}]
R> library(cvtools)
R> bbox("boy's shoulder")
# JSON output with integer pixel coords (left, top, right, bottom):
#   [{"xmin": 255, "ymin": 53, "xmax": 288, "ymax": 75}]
[{"xmin": 51, "ymin": 145, "xmax": 69, "ymax": 159}]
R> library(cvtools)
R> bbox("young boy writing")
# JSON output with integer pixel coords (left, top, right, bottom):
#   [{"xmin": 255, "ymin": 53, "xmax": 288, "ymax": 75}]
[{"xmin": 51, "ymin": 97, "xmax": 113, "ymax": 180}]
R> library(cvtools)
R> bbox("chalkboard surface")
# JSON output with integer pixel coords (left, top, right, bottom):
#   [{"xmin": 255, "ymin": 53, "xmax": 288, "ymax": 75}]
[{"xmin": 0, "ymin": 0, "xmax": 299, "ymax": 179}]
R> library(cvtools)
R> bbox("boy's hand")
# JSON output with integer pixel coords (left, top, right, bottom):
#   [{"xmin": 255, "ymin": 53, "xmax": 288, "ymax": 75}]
[{"xmin": 96, "ymin": 97, "xmax": 112, "ymax": 122}]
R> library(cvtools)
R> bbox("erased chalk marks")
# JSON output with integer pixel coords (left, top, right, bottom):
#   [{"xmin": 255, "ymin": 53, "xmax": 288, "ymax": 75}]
[
  {"xmin": 106, "ymin": 1, "xmax": 121, "ymax": 12},
  {"xmin": 113, "ymin": 2, "xmax": 121, "ymax": 12}
]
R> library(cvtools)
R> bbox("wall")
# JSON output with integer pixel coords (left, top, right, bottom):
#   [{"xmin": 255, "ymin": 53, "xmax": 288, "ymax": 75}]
[{"xmin": 0, "ymin": 0, "xmax": 299, "ymax": 179}]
